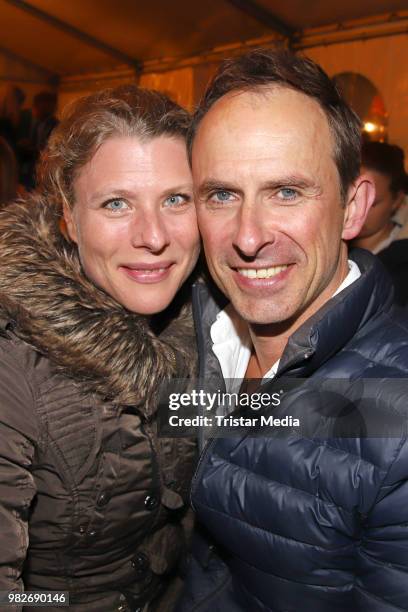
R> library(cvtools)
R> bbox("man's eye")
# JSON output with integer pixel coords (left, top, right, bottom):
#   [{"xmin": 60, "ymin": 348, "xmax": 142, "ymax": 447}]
[
  {"xmin": 104, "ymin": 199, "xmax": 129, "ymax": 211},
  {"xmin": 277, "ymin": 188, "xmax": 298, "ymax": 201},
  {"xmin": 165, "ymin": 194, "xmax": 189, "ymax": 207},
  {"xmin": 210, "ymin": 191, "xmax": 233, "ymax": 203}
]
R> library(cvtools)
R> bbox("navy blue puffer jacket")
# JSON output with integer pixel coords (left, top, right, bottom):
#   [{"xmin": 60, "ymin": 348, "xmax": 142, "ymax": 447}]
[{"xmin": 179, "ymin": 250, "xmax": 408, "ymax": 612}]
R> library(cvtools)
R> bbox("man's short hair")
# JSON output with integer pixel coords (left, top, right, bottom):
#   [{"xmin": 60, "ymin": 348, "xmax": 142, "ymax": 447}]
[
  {"xmin": 188, "ymin": 48, "xmax": 362, "ymax": 201},
  {"xmin": 361, "ymin": 141, "xmax": 408, "ymax": 196}
]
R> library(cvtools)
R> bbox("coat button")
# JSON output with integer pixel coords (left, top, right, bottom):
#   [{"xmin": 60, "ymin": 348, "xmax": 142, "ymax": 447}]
[
  {"xmin": 97, "ymin": 492, "xmax": 109, "ymax": 507},
  {"xmin": 88, "ymin": 530, "xmax": 97, "ymax": 537},
  {"xmin": 131, "ymin": 552, "xmax": 150, "ymax": 576},
  {"xmin": 78, "ymin": 525, "xmax": 86, "ymax": 535},
  {"xmin": 144, "ymin": 494, "xmax": 159, "ymax": 511}
]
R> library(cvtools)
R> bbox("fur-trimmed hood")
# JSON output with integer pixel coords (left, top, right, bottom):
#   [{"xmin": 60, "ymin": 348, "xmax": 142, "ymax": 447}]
[{"xmin": 0, "ymin": 195, "xmax": 196, "ymax": 411}]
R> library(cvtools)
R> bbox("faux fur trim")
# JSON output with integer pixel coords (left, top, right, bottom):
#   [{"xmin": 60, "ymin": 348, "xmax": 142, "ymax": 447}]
[{"xmin": 0, "ymin": 196, "xmax": 195, "ymax": 412}]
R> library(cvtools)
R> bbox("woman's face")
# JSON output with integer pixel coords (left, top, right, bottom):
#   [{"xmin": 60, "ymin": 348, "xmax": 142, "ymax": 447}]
[{"xmin": 64, "ymin": 135, "xmax": 200, "ymax": 314}]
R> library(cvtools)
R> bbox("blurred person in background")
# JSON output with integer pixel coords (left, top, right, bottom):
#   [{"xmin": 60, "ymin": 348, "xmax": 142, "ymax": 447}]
[
  {"xmin": 0, "ymin": 85, "xmax": 200, "ymax": 612},
  {"xmin": 0, "ymin": 84, "xmax": 32, "ymax": 150},
  {"xmin": 0, "ymin": 84, "xmax": 25, "ymax": 148},
  {"xmin": 352, "ymin": 141, "xmax": 408, "ymax": 306},
  {"xmin": 16, "ymin": 90, "xmax": 60, "ymax": 190},
  {"xmin": 0, "ymin": 135, "xmax": 18, "ymax": 205},
  {"xmin": 31, "ymin": 90, "xmax": 59, "ymax": 152}
]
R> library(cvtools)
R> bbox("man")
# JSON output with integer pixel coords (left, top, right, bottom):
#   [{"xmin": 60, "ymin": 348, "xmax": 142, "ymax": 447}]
[
  {"xmin": 352, "ymin": 141, "xmax": 408, "ymax": 306},
  {"xmin": 178, "ymin": 49, "xmax": 408, "ymax": 611}
]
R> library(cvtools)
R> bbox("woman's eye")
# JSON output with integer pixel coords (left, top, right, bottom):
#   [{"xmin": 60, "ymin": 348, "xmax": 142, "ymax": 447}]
[
  {"xmin": 210, "ymin": 190, "xmax": 233, "ymax": 203},
  {"xmin": 277, "ymin": 188, "xmax": 298, "ymax": 201},
  {"xmin": 104, "ymin": 199, "xmax": 129, "ymax": 211}
]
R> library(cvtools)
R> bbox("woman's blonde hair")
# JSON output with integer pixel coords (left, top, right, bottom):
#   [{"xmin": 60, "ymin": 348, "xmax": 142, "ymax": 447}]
[{"xmin": 38, "ymin": 85, "xmax": 190, "ymax": 208}]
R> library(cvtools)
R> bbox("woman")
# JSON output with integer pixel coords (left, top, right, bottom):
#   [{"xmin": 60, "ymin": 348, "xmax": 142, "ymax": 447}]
[{"xmin": 0, "ymin": 85, "xmax": 200, "ymax": 611}]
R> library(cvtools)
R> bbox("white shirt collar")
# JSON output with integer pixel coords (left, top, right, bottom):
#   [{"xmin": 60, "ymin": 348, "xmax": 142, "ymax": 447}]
[
  {"xmin": 372, "ymin": 223, "xmax": 402, "ymax": 255},
  {"xmin": 211, "ymin": 259, "xmax": 361, "ymax": 382}
]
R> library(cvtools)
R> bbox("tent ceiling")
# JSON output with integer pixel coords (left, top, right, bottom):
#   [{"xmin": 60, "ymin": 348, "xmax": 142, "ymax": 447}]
[
  {"xmin": 257, "ymin": 0, "xmax": 408, "ymax": 30},
  {"xmin": 1, "ymin": 0, "xmax": 407, "ymax": 78}
]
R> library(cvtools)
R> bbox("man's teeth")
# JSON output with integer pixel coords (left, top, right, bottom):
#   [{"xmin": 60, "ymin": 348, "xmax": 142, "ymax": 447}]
[{"xmin": 238, "ymin": 265, "xmax": 288, "ymax": 279}]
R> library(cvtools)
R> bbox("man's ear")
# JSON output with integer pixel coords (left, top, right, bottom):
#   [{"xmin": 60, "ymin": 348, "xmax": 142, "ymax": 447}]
[
  {"xmin": 342, "ymin": 174, "xmax": 375, "ymax": 241},
  {"xmin": 62, "ymin": 202, "xmax": 78, "ymax": 244}
]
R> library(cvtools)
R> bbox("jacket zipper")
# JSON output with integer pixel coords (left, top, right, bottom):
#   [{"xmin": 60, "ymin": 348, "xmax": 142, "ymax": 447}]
[
  {"xmin": 192, "ymin": 284, "xmax": 207, "ymax": 454},
  {"xmin": 190, "ymin": 285, "xmax": 314, "ymax": 513},
  {"xmin": 190, "ymin": 284, "xmax": 217, "ymax": 511},
  {"xmin": 190, "ymin": 436, "xmax": 218, "ymax": 512}
]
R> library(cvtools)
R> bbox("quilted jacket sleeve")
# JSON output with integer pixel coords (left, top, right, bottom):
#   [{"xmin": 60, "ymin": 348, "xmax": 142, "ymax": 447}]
[
  {"xmin": 356, "ymin": 438, "xmax": 408, "ymax": 611},
  {"xmin": 0, "ymin": 343, "xmax": 38, "ymax": 594}
]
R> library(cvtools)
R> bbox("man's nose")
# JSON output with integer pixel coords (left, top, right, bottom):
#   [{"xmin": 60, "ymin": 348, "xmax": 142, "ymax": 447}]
[
  {"xmin": 130, "ymin": 209, "xmax": 171, "ymax": 253},
  {"xmin": 232, "ymin": 205, "xmax": 270, "ymax": 258}
]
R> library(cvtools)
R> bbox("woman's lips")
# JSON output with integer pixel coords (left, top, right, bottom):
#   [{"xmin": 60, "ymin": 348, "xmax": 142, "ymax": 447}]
[{"xmin": 120, "ymin": 262, "xmax": 174, "ymax": 283}]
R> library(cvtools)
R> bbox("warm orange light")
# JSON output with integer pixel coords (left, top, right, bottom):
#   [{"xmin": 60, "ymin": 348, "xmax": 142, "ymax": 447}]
[{"xmin": 363, "ymin": 122, "xmax": 377, "ymax": 133}]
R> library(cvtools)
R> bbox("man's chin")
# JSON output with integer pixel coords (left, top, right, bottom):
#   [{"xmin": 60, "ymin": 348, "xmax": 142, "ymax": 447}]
[{"xmin": 230, "ymin": 300, "xmax": 297, "ymax": 327}]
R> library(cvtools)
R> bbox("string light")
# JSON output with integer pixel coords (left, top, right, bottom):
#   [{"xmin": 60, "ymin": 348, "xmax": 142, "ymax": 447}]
[{"xmin": 363, "ymin": 122, "xmax": 377, "ymax": 133}]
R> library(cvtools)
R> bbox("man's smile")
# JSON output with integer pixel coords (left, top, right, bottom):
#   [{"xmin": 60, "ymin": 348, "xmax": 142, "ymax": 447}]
[{"xmin": 236, "ymin": 265, "xmax": 289, "ymax": 279}]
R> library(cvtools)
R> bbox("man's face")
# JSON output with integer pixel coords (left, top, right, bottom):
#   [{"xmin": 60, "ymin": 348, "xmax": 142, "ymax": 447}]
[
  {"xmin": 357, "ymin": 167, "xmax": 402, "ymax": 239},
  {"xmin": 193, "ymin": 87, "xmax": 355, "ymax": 328}
]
